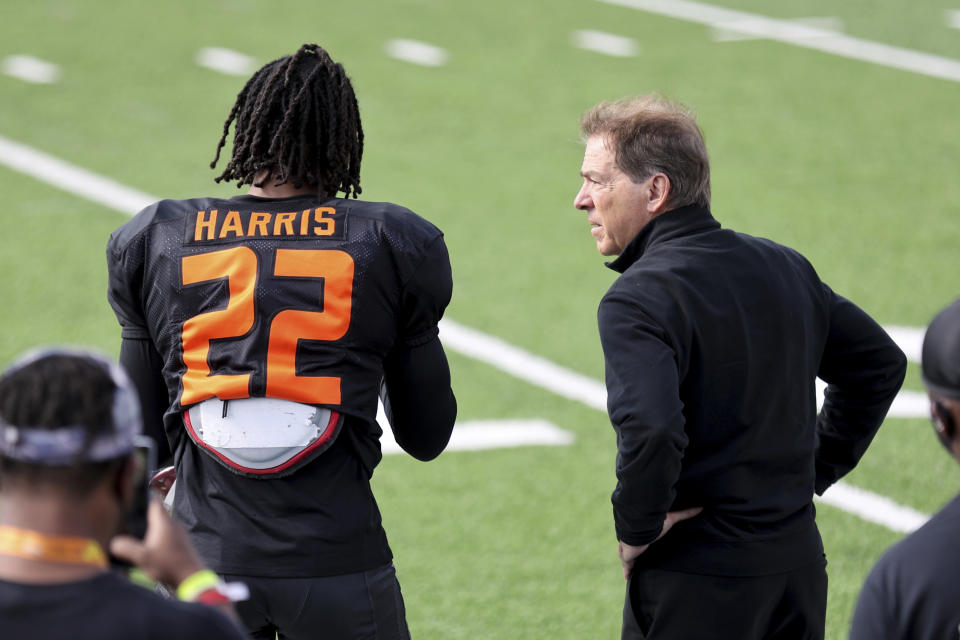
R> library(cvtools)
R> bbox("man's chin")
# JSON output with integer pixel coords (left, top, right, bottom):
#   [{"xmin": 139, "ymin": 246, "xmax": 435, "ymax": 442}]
[{"xmin": 597, "ymin": 241, "xmax": 618, "ymax": 257}]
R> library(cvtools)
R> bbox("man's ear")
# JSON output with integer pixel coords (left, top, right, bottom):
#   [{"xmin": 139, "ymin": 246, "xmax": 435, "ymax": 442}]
[{"xmin": 648, "ymin": 173, "xmax": 671, "ymax": 215}]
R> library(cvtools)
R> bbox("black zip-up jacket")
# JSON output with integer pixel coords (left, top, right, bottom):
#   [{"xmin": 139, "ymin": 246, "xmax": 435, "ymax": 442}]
[{"xmin": 599, "ymin": 204, "xmax": 906, "ymax": 576}]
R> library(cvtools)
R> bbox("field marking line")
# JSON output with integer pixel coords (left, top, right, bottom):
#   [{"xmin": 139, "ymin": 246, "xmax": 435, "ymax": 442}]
[
  {"xmin": 2, "ymin": 55, "xmax": 61, "ymax": 85},
  {"xmin": 195, "ymin": 47, "xmax": 257, "ymax": 76},
  {"xmin": 380, "ymin": 418, "xmax": 574, "ymax": 455},
  {"xmin": 885, "ymin": 326, "xmax": 924, "ymax": 363},
  {"xmin": 572, "ymin": 30, "xmax": 641, "ymax": 57},
  {"xmin": 711, "ymin": 16, "xmax": 843, "ymax": 43},
  {"xmin": 0, "ymin": 132, "xmax": 930, "ymax": 532},
  {"xmin": 0, "ymin": 134, "xmax": 154, "ymax": 214},
  {"xmin": 384, "ymin": 39, "xmax": 449, "ymax": 67},
  {"xmin": 598, "ymin": 0, "xmax": 960, "ymax": 84},
  {"xmin": 948, "ymin": 10, "xmax": 960, "ymax": 30},
  {"xmin": 438, "ymin": 319, "xmax": 608, "ymax": 412},
  {"xmin": 818, "ymin": 482, "xmax": 928, "ymax": 534}
]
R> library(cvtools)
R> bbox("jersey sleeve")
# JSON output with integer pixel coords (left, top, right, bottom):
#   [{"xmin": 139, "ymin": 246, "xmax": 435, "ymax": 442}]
[
  {"xmin": 120, "ymin": 336, "xmax": 173, "ymax": 466},
  {"xmin": 378, "ymin": 232, "xmax": 456, "ymax": 460},
  {"xmin": 380, "ymin": 336, "xmax": 456, "ymax": 461},
  {"xmin": 396, "ymin": 234, "xmax": 453, "ymax": 347},
  {"xmin": 106, "ymin": 232, "xmax": 151, "ymax": 340}
]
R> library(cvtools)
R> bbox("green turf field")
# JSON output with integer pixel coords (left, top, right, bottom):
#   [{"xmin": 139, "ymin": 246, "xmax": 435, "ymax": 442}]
[{"xmin": 2, "ymin": 0, "xmax": 960, "ymax": 637}]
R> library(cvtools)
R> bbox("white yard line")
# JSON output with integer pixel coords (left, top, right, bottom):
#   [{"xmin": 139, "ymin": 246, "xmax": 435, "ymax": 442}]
[
  {"xmin": 886, "ymin": 325, "xmax": 925, "ymax": 363},
  {"xmin": 439, "ymin": 319, "xmax": 608, "ymax": 412},
  {"xmin": 947, "ymin": 10, "xmax": 960, "ymax": 30},
  {"xmin": 814, "ymin": 379, "xmax": 927, "ymax": 419},
  {"xmin": 195, "ymin": 47, "xmax": 257, "ymax": 76},
  {"xmin": 885, "ymin": 389, "xmax": 930, "ymax": 419},
  {"xmin": 711, "ymin": 16, "xmax": 843, "ymax": 43},
  {"xmin": 381, "ymin": 418, "xmax": 574, "ymax": 455},
  {"xmin": 2, "ymin": 55, "xmax": 61, "ymax": 84},
  {"xmin": 572, "ymin": 30, "xmax": 640, "ymax": 57},
  {"xmin": 0, "ymin": 133, "xmax": 931, "ymax": 532},
  {"xmin": 818, "ymin": 482, "xmax": 928, "ymax": 533},
  {"xmin": 598, "ymin": 0, "xmax": 960, "ymax": 84},
  {"xmin": 0, "ymin": 134, "xmax": 153, "ymax": 214},
  {"xmin": 384, "ymin": 39, "xmax": 449, "ymax": 67}
]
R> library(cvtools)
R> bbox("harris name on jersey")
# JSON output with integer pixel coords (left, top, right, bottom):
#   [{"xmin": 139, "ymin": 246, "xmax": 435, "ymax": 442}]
[{"xmin": 188, "ymin": 206, "xmax": 347, "ymax": 244}]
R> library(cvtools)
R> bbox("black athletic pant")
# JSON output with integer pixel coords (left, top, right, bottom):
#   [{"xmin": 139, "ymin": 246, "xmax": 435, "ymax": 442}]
[
  {"xmin": 221, "ymin": 562, "xmax": 409, "ymax": 640},
  {"xmin": 622, "ymin": 559, "xmax": 828, "ymax": 640}
]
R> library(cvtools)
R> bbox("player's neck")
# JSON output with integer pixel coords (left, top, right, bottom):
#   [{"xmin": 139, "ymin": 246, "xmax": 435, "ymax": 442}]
[{"xmin": 248, "ymin": 172, "xmax": 321, "ymax": 199}]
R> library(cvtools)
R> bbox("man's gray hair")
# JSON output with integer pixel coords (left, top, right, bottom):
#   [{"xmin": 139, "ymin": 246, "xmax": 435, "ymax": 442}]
[{"xmin": 580, "ymin": 94, "xmax": 711, "ymax": 209}]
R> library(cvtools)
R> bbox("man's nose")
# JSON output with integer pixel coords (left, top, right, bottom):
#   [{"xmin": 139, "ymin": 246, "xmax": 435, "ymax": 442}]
[{"xmin": 574, "ymin": 186, "xmax": 590, "ymax": 210}]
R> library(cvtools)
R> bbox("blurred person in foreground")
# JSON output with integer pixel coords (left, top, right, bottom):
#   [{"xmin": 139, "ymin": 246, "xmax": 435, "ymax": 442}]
[
  {"xmin": 0, "ymin": 348, "xmax": 245, "ymax": 639},
  {"xmin": 106, "ymin": 43, "xmax": 456, "ymax": 639},
  {"xmin": 573, "ymin": 94, "xmax": 907, "ymax": 639},
  {"xmin": 850, "ymin": 298, "xmax": 960, "ymax": 639}
]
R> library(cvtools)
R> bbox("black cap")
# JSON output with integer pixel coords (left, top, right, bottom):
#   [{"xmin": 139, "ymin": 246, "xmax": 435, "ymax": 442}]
[{"xmin": 922, "ymin": 299, "xmax": 960, "ymax": 400}]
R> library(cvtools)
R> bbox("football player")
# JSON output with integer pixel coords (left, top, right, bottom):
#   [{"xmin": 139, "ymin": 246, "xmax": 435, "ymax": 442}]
[{"xmin": 107, "ymin": 43, "xmax": 457, "ymax": 640}]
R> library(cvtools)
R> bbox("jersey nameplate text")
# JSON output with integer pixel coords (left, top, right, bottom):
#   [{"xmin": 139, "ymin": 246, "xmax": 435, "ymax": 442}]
[{"xmin": 185, "ymin": 207, "xmax": 347, "ymax": 244}]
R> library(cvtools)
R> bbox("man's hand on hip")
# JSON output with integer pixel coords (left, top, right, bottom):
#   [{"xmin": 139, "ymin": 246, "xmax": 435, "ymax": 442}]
[{"xmin": 618, "ymin": 507, "xmax": 702, "ymax": 579}]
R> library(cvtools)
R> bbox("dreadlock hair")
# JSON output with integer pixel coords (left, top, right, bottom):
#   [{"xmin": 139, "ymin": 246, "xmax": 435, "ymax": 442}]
[
  {"xmin": 0, "ymin": 354, "xmax": 125, "ymax": 497},
  {"xmin": 211, "ymin": 43, "xmax": 364, "ymax": 199}
]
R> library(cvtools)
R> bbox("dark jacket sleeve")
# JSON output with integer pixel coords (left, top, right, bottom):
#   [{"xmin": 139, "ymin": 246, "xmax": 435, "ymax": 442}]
[
  {"xmin": 120, "ymin": 337, "xmax": 173, "ymax": 467},
  {"xmin": 814, "ymin": 289, "xmax": 907, "ymax": 494},
  {"xmin": 598, "ymin": 287, "xmax": 687, "ymax": 546},
  {"xmin": 379, "ymin": 233, "xmax": 456, "ymax": 461}
]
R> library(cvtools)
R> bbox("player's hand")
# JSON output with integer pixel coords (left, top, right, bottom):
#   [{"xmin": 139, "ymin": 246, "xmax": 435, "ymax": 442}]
[
  {"xmin": 110, "ymin": 498, "xmax": 206, "ymax": 589},
  {"xmin": 618, "ymin": 507, "xmax": 702, "ymax": 579}
]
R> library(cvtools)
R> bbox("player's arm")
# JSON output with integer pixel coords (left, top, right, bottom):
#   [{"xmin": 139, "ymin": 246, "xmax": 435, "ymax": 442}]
[
  {"xmin": 120, "ymin": 338, "xmax": 173, "ymax": 467},
  {"xmin": 598, "ymin": 288, "xmax": 690, "ymax": 548},
  {"xmin": 381, "ymin": 338, "xmax": 456, "ymax": 461},
  {"xmin": 106, "ymin": 233, "xmax": 174, "ymax": 467},
  {"xmin": 814, "ymin": 289, "xmax": 907, "ymax": 494},
  {"xmin": 380, "ymin": 234, "xmax": 456, "ymax": 461}
]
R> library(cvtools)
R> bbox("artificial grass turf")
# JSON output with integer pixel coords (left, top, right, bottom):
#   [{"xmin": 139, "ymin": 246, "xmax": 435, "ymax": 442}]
[{"xmin": 2, "ymin": 0, "xmax": 959, "ymax": 636}]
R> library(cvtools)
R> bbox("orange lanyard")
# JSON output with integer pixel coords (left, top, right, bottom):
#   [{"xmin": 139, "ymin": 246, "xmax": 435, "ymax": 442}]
[{"xmin": 0, "ymin": 525, "xmax": 107, "ymax": 568}]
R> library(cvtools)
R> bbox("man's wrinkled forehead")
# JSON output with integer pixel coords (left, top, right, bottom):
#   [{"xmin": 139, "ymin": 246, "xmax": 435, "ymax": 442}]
[{"xmin": 581, "ymin": 135, "xmax": 619, "ymax": 177}]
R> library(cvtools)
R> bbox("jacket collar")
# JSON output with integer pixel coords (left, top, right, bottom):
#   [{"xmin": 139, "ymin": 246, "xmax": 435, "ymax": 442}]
[{"xmin": 606, "ymin": 204, "xmax": 720, "ymax": 273}]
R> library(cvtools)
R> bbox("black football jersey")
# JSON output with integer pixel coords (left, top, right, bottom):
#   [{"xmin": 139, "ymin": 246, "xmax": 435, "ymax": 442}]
[
  {"xmin": 107, "ymin": 194, "xmax": 452, "ymax": 576},
  {"xmin": 108, "ymin": 193, "xmax": 450, "ymax": 425}
]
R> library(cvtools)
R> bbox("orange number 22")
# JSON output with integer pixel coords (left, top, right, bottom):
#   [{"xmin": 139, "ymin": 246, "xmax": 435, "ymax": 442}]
[{"xmin": 180, "ymin": 247, "xmax": 355, "ymax": 407}]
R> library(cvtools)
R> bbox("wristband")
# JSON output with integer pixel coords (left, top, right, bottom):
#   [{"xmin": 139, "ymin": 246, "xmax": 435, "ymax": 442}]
[
  {"xmin": 176, "ymin": 569, "xmax": 222, "ymax": 602},
  {"xmin": 176, "ymin": 569, "xmax": 250, "ymax": 605},
  {"xmin": 193, "ymin": 588, "xmax": 233, "ymax": 606}
]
